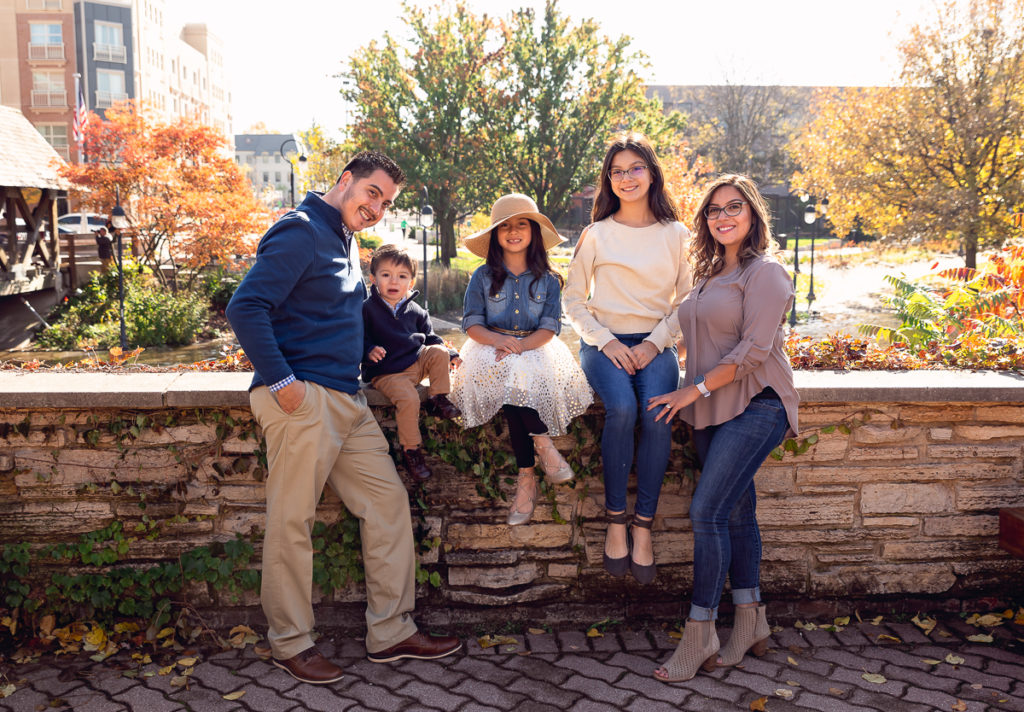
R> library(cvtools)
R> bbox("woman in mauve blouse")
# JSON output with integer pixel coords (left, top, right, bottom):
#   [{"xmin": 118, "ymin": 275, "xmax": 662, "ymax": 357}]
[{"xmin": 648, "ymin": 174, "xmax": 799, "ymax": 683}]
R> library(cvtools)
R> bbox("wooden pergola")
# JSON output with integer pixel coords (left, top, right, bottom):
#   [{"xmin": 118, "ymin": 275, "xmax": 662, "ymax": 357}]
[{"xmin": 0, "ymin": 105, "xmax": 68, "ymax": 297}]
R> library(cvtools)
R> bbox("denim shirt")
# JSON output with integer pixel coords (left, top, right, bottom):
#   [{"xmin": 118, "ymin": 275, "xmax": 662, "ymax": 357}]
[{"xmin": 462, "ymin": 265, "xmax": 562, "ymax": 335}]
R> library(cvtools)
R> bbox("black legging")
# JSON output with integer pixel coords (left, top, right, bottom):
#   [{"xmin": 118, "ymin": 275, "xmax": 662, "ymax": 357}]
[{"xmin": 501, "ymin": 405, "xmax": 549, "ymax": 468}]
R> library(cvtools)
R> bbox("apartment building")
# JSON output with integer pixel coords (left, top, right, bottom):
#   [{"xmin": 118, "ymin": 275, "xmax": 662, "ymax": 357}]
[
  {"xmin": 73, "ymin": 0, "xmax": 133, "ymax": 118},
  {"xmin": 234, "ymin": 133, "xmax": 304, "ymax": 208}
]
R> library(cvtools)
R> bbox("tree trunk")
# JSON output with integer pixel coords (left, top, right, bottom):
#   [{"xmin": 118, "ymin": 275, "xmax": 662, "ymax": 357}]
[
  {"xmin": 964, "ymin": 230, "xmax": 977, "ymax": 270},
  {"xmin": 439, "ymin": 217, "xmax": 456, "ymax": 268}
]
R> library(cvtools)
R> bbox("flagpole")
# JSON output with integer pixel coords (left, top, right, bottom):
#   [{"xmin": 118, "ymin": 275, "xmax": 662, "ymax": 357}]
[{"xmin": 72, "ymin": 72, "xmax": 86, "ymax": 163}]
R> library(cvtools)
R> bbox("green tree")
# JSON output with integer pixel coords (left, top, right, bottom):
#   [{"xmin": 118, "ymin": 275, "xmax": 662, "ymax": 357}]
[
  {"xmin": 497, "ymin": 0, "xmax": 683, "ymax": 220},
  {"xmin": 347, "ymin": 1, "xmax": 507, "ymax": 265},
  {"xmin": 793, "ymin": 0, "xmax": 1024, "ymax": 268},
  {"xmin": 296, "ymin": 123, "xmax": 349, "ymax": 194}
]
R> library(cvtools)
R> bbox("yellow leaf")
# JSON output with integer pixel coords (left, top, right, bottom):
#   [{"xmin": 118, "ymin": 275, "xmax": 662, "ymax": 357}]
[
  {"xmin": 870, "ymin": 616, "xmax": 883, "ymax": 625},
  {"xmin": 786, "ymin": 680, "xmax": 801, "ymax": 687},
  {"xmin": 774, "ymin": 688, "xmax": 794, "ymax": 699},
  {"xmin": 834, "ymin": 616, "xmax": 850, "ymax": 626},
  {"xmin": 921, "ymin": 658, "xmax": 942, "ymax": 665},
  {"xmin": 223, "ymin": 691, "xmax": 246, "ymax": 701},
  {"xmin": 158, "ymin": 665, "xmax": 174, "ymax": 675},
  {"xmin": 476, "ymin": 635, "xmax": 516, "ymax": 649},
  {"xmin": 937, "ymin": 630, "xmax": 953, "ymax": 638},
  {"xmin": 1001, "ymin": 609, "xmax": 1014, "ymax": 619},
  {"xmin": 83, "ymin": 625, "xmax": 107, "ymax": 652},
  {"xmin": 862, "ymin": 673, "xmax": 887, "ymax": 684},
  {"xmin": 586, "ymin": 628, "xmax": 603, "ymax": 638},
  {"xmin": 38, "ymin": 615, "xmax": 55, "ymax": 636},
  {"xmin": 795, "ymin": 620, "xmax": 817, "ymax": 631},
  {"xmin": 0, "ymin": 684, "xmax": 16, "ymax": 699},
  {"xmin": 854, "ymin": 610, "xmax": 863, "ymax": 623},
  {"xmin": 877, "ymin": 634, "xmax": 901, "ymax": 643},
  {"xmin": 975, "ymin": 614, "xmax": 1004, "ymax": 627},
  {"xmin": 951, "ymin": 700, "xmax": 967, "ymax": 711},
  {"xmin": 169, "ymin": 675, "xmax": 188, "ymax": 687},
  {"xmin": 1, "ymin": 617, "xmax": 16, "ymax": 636},
  {"xmin": 787, "ymin": 656, "xmax": 799, "ymax": 666},
  {"xmin": 527, "ymin": 628, "xmax": 547, "ymax": 635},
  {"xmin": 156, "ymin": 627, "xmax": 175, "ymax": 639},
  {"xmin": 177, "ymin": 657, "xmax": 198, "ymax": 667},
  {"xmin": 668, "ymin": 630, "xmax": 683, "ymax": 640},
  {"xmin": 945, "ymin": 653, "xmax": 965, "ymax": 665},
  {"xmin": 967, "ymin": 633, "xmax": 993, "ymax": 643},
  {"xmin": 749, "ymin": 696, "xmax": 768, "ymax": 711},
  {"xmin": 911, "ymin": 614, "xmax": 936, "ymax": 635},
  {"xmin": 228, "ymin": 625, "xmax": 256, "ymax": 637},
  {"xmin": 114, "ymin": 622, "xmax": 140, "ymax": 633}
]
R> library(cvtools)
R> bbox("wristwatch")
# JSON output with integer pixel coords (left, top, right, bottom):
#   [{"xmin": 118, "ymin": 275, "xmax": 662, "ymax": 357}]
[{"xmin": 694, "ymin": 374, "xmax": 712, "ymax": 398}]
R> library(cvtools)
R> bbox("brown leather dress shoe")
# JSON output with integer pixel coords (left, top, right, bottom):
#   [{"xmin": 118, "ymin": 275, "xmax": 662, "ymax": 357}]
[
  {"xmin": 425, "ymin": 394, "xmax": 462, "ymax": 420},
  {"xmin": 402, "ymin": 447, "xmax": 433, "ymax": 482},
  {"xmin": 272, "ymin": 646, "xmax": 344, "ymax": 684},
  {"xmin": 366, "ymin": 631, "xmax": 462, "ymax": 663}
]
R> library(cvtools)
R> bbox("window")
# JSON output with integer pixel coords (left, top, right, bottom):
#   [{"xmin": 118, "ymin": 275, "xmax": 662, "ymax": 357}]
[
  {"xmin": 28, "ymin": 23, "xmax": 63, "ymax": 59},
  {"xmin": 93, "ymin": 22, "xmax": 126, "ymax": 62},
  {"xmin": 262, "ymin": 172, "xmax": 269, "ymax": 183},
  {"xmin": 275, "ymin": 172, "xmax": 281, "ymax": 182},
  {"xmin": 95, "ymin": 69, "xmax": 126, "ymax": 108},
  {"xmin": 31, "ymin": 70, "xmax": 65, "ymax": 107},
  {"xmin": 275, "ymin": 154, "xmax": 281, "ymax": 164},
  {"xmin": 25, "ymin": 0, "xmax": 62, "ymax": 9},
  {"xmin": 37, "ymin": 123, "xmax": 69, "ymax": 159}
]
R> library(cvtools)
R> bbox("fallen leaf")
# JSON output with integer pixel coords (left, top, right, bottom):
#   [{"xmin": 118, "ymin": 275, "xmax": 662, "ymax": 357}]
[
  {"xmin": 156, "ymin": 627, "xmax": 175, "ymax": 639},
  {"xmin": 177, "ymin": 657, "xmax": 198, "ymax": 667},
  {"xmin": 83, "ymin": 625, "xmax": 107, "ymax": 652},
  {"xmin": 527, "ymin": 628, "xmax": 547, "ymax": 635},
  {"xmin": 921, "ymin": 659, "xmax": 942, "ymax": 665},
  {"xmin": 877, "ymin": 634, "xmax": 901, "ymax": 643},
  {"xmin": 854, "ymin": 610, "xmax": 863, "ymax": 623},
  {"xmin": 114, "ymin": 622, "xmax": 140, "ymax": 634},
  {"xmin": 912, "ymin": 614, "xmax": 936, "ymax": 635},
  {"xmin": 970, "ymin": 684, "xmax": 983, "ymax": 690},
  {"xmin": 0, "ymin": 684, "xmax": 15, "ymax": 699},
  {"xmin": 158, "ymin": 665, "xmax": 174, "ymax": 675},
  {"xmin": 586, "ymin": 628, "xmax": 603, "ymax": 638},
  {"xmin": 945, "ymin": 653, "xmax": 965, "ymax": 665},
  {"xmin": 787, "ymin": 656, "xmax": 799, "ymax": 666},
  {"xmin": 951, "ymin": 700, "xmax": 967, "ymax": 711},
  {"xmin": 774, "ymin": 688, "xmax": 794, "ymax": 699},
  {"xmin": 750, "ymin": 696, "xmax": 768, "ymax": 711},
  {"xmin": 668, "ymin": 630, "xmax": 683, "ymax": 640},
  {"xmin": 1001, "ymin": 609, "xmax": 1014, "ymax": 619},
  {"xmin": 967, "ymin": 633, "xmax": 993, "ymax": 643},
  {"xmin": 870, "ymin": 616, "xmax": 884, "ymax": 625},
  {"xmin": 975, "ymin": 614, "xmax": 1004, "ymax": 627},
  {"xmin": 223, "ymin": 691, "xmax": 246, "ymax": 701},
  {"xmin": 786, "ymin": 680, "xmax": 801, "ymax": 687},
  {"xmin": 795, "ymin": 621, "xmax": 817, "ymax": 631},
  {"xmin": 169, "ymin": 675, "xmax": 188, "ymax": 688},
  {"xmin": 829, "ymin": 687, "xmax": 845, "ymax": 696},
  {"xmin": 39, "ymin": 615, "xmax": 55, "ymax": 636},
  {"xmin": 937, "ymin": 630, "xmax": 953, "ymax": 638},
  {"xmin": 476, "ymin": 635, "xmax": 516, "ymax": 649},
  {"xmin": 862, "ymin": 673, "xmax": 887, "ymax": 684},
  {"xmin": 834, "ymin": 616, "xmax": 850, "ymax": 626}
]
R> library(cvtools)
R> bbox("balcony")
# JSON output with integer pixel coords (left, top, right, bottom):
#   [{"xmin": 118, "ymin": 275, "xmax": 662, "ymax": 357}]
[
  {"xmin": 28, "ymin": 43, "xmax": 65, "ymax": 61},
  {"xmin": 30, "ymin": 90, "xmax": 67, "ymax": 108},
  {"xmin": 95, "ymin": 90, "xmax": 128, "ymax": 109},
  {"xmin": 93, "ymin": 43, "xmax": 127, "ymax": 63}
]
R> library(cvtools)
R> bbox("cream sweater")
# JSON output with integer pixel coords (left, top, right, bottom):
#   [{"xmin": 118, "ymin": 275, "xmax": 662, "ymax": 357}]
[{"xmin": 564, "ymin": 217, "xmax": 691, "ymax": 351}]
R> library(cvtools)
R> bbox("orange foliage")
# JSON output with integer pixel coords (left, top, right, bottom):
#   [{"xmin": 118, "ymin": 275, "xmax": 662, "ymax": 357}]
[{"xmin": 661, "ymin": 142, "xmax": 714, "ymax": 230}]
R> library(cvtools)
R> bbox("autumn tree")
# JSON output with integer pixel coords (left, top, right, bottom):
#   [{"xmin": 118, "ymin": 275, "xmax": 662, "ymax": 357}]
[
  {"xmin": 662, "ymin": 143, "xmax": 715, "ymax": 230},
  {"xmin": 297, "ymin": 123, "xmax": 349, "ymax": 194},
  {"xmin": 347, "ymin": 1, "xmax": 507, "ymax": 265},
  {"xmin": 61, "ymin": 102, "xmax": 271, "ymax": 286},
  {"xmin": 495, "ymin": 0, "xmax": 684, "ymax": 220},
  {"xmin": 792, "ymin": 0, "xmax": 1024, "ymax": 268}
]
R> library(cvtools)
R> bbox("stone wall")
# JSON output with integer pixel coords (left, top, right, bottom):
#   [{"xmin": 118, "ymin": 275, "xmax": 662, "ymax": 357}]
[{"xmin": 1, "ymin": 370, "xmax": 1023, "ymax": 629}]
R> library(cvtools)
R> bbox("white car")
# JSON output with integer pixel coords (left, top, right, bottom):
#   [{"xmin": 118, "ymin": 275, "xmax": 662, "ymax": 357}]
[{"xmin": 57, "ymin": 213, "xmax": 108, "ymax": 234}]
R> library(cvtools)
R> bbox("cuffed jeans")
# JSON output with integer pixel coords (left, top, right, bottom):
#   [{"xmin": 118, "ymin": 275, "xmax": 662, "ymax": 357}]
[
  {"xmin": 580, "ymin": 334, "xmax": 679, "ymax": 519},
  {"xmin": 687, "ymin": 388, "xmax": 789, "ymax": 621}
]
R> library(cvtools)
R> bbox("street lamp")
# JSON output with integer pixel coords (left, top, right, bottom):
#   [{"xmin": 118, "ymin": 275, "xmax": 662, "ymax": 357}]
[
  {"xmin": 804, "ymin": 203, "xmax": 817, "ymax": 307},
  {"xmin": 110, "ymin": 187, "xmax": 130, "ymax": 349},
  {"xmin": 419, "ymin": 186, "xmax": 434, "ymax": 311},
  {"xmin": 279, "ymin": 138, "xmax": 307, "ymax": 208}
]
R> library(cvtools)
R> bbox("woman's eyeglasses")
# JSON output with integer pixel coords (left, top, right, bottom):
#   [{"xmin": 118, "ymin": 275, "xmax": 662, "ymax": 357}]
[
  {"xmin": 704, "ymin": 201, "xmax": 747, "ymax": 220},
  {"xmin": 609, "ymin": 165, "xmax": 648, "ymax": 182}
]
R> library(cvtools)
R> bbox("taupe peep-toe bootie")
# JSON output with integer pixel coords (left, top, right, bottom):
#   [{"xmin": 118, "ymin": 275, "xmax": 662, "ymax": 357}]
[
  {"xmin": 654, "ymin": 619, "xmax": 719, "ymax": 682},
  {"xmin": 718, "ymin": 604, "xmax": 770, "ymax": 666}
]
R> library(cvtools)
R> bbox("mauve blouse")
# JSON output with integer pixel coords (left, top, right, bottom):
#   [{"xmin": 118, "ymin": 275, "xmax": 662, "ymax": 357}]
[{"xmin": 677, "ymin": 255, "xmax": 799, "ymax": 437}]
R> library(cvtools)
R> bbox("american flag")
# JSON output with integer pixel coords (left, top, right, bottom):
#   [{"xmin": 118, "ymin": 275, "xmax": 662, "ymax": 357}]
[{"xmin": 72, "ymin": 83, "xmax": 88, "ymax": 144}]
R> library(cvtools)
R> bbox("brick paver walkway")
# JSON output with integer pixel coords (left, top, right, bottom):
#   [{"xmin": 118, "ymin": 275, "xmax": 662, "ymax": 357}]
[{"xmin": 2, "ymin": 615, "xmax": 1022, "ymax": 711}]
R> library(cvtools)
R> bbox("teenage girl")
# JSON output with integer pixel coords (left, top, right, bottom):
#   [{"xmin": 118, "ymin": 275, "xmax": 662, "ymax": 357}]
[
  {"xmin": 564, "ymin": 132, "xmax": 692, "ymax": 584},
  {"xmin": 451, "ymin": 194, "xmax": 593, "ymax": 525}
]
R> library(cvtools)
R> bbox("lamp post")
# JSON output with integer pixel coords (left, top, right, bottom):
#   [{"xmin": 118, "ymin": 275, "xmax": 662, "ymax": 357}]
[
  {"xmin": 803, "ymin": 197, "xmax": 828, "ymax": 310},
  {"xmin": 110, "ymin": 187, "xmax": 130, "ymax": 349},
  {"xmin": 279, "ymin": 138, "xmax": 307, "ymax": 208},
  {"xmin": 419, "ymin": 186, "xmax": 434, "ymax": 311}
]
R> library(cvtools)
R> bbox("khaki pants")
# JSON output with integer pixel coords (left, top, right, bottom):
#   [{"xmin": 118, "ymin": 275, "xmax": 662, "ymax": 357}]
[
  {"xmin": 250, "ymin": 382, "xmax": 417, "ymax": 659},
  {"xmin": 370, "ymin": 344, "xmax": 452, "ymax": 449}
]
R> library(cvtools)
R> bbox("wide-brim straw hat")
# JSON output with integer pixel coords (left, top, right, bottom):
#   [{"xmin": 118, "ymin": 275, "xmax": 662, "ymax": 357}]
[{"xmin": 463, "ymin": 194, "xmax": 565, "ymax": 259}]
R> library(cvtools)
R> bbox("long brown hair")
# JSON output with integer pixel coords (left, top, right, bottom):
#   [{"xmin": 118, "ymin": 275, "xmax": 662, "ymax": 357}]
[
  {"xmin": 591, "ymin": 132, "xmax": 679, "ymax": 224},
  {"xmin": 691, "ymin": 174, "xmax": 778, "ymax": 281},
  {"xmin": 485, "ymin": 220, "xmax": 564, "ymax": 297}
]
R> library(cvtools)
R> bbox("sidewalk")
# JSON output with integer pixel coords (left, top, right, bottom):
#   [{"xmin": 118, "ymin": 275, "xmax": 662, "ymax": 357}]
[{"xmin": 2, "ymin": 613, "xmax": 1022, "ymax": 711}]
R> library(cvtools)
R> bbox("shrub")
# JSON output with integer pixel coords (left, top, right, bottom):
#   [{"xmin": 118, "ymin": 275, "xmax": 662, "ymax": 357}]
[
  {"xmin": 357, "ymin": 232, "xmax": 383, "ymax": 250},
  {"xmin": 200, "ymin": 263, "xmax": 250, "ymax": 313},
  {"xmin": 414, "ymin": 266, "xmax": 473, "ymax": 315}
]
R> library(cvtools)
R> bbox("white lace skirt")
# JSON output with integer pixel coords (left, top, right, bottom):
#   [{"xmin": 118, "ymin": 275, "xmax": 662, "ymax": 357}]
[{"xmin": 451, "ymin": 336, "xmax": 593, "ymax": 436}]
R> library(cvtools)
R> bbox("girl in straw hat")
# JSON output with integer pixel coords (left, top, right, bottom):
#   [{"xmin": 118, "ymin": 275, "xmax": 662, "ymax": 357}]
[{"xmin": 451, "ymin": 194, "xmax": 593, "ymax": 526}]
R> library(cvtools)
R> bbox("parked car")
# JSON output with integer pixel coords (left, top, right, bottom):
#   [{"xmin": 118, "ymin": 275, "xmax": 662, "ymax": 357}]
[{"xmin": 57, "ymin": 213, "xmax": 107, "ymax": 234}]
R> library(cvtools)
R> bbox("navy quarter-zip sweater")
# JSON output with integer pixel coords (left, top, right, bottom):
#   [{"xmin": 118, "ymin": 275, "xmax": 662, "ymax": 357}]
[
  {"xmin": 226, "ymin": 192, "xmax": 365, "ymax": 394},
  {"xmin": 361, "ymin": 284, "xmax": 457, "ymax": 382}
]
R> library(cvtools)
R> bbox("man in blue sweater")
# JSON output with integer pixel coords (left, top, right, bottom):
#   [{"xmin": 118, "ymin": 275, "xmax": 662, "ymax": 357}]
[{"xmin": 226, "ymin": 151, "xmax": 460, "ymax": 685}]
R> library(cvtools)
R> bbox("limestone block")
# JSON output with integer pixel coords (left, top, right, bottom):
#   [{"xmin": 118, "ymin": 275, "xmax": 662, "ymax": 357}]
[
  {"xmin": 754, "ymin": 467, "xmax": 795, "ymax": 493},
  {"xmin": 974, "ymin": 405, "xmax": 1024, "ymax": 423},
  {"xmin": 660, "ymin": 517, "xmax": 693, "ymax": 531},
  {"xmin": 815, "ymin": 551, "xmax": 877, "ymax": 564},
  {"xmin": 655, "ymin": 494, "xmax": 693, "ymax": 518},
  {"xmin": 848, "ymin": 446, "xmax": 919, "ymax": 461},
  {"xmin": 448, "ymin": 563, "xmax": 540, "ymax": 588},
  {"xmin": 809, "ymin": 563, "xmax": 955, "ymax": 596},
  {"xmin": 447, "ymin": 523, "xmax": 571, "ymax": 550},
  {"xmin": 218, "ymin": 510, "xmax": 267, "ymax": 536},
  {"xmin": 446, "ymin": 583, "xmax": 568, "ymax": 605},
  {"xmin": 135, "ymin": 428, "xmax": 175, "ymax": 444},
  {"xmin": 182, "ymin": 503, "xmax": 220, "ymax": 517},
  {"xmin": 809, "ymin": 437, "xmax": 849, "ymax": 462},
  {"xmin": 956, "ymin": 482, "xmax": 1024, "ymax": 510},
  {"xmin": 954, "ymin": 424, "xmax": 1024, "ymax": 440},
  {"xmin": 799, "ymin": 464, "xmax": 1012, "ymax": 485},
  {"xmin": 898, "ymin": 405, "xmax": 973, "ymax": 422},
  {"xmin": 0, "ymin": 453, "xmax": 13, "ymax": 471},
  {"xmin": 650, "ymin": 531, "xmax": 694, "ymax": 565},
  {"xmin": 547, "ymin": 563, "xmax": 579, "ymax": 578},
  {"xmin": 798, "ymin": 404, "xmax": 897, "ymax": 427},
  {"xmin": 798, "ymin": 485, "xmax": 858, "ymax": 494},
  {"xmin": 929, "ymin": 427, "xmax": 953, "ymax": 441},
  {"xmin": 166, "ymin": 424, "xmax": 219, "ymax": 443},
  {"xmin": 852, "ymin": 424, "xmax": 922, "ymax": 444},
  {"xmin": 882, "ymin": 540, "xmax": 1005, "ymax": 561},
  {"xmin": 926, "ymin": 443, "xmax": 1020, "ymax": 459},
  {"xmin": 760, "ymin": 560, "xmax": 809, "ymax": 593},
  {"xmin": 860, "ymin": 483, "xmax": 954, "ymax": 514},
  {"xmin": 220, "ymin": 436, "xmax": 260, "ymax": 454},
  {"xmin": 757, "ymin": 494, "xmax": 855, "ymax": 527},
  {"xmin": 444, "ymin": 549, "xmax": 519, "ymax": 566},
  {"xmin": 760, "ymin": 528, "xmax": 865, "ymax": 544},
  {"xmin": 862, "ymin": 516, "xmax": 920, "ymax": 528},
  {"xmin": 761, "ymin": 545, "xmax": 806, "ymax": 561},
  {"xmin": 215, "ymin": 484, "xmax": 266, "ymax": 504},
  {"xmin": 0, "ymin": 510, "xmax": 114, "ymax": 539},
  {"xmin": 923, "ymin": 514, "xmax": 999, "ymax": 537}
]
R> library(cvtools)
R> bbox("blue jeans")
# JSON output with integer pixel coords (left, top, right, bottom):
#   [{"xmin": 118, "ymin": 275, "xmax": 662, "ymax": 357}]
[
  {"xmin": 580, "ymin": 334, "xmax": 679, "ymax": 519},
  {"xmin": 688, "ymin": 388, "xmax": 789, "ymax": 621}
]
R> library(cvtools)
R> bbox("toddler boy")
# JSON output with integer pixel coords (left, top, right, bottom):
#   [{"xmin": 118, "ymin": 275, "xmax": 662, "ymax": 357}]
[{"xmin": 363, "ymin": 244, "xmax": 461, "ymax": 482}]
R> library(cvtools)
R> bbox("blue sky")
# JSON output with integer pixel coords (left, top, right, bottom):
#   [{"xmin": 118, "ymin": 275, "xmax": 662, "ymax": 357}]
[{"xmin": 169, "ymin": 0, "xmax": 934, "ymax": 137}]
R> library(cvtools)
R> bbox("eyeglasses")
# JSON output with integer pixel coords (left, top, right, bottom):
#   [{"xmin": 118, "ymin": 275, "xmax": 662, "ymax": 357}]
[
  {"xmin": 608, "ymin": 165, "xmax": 647, "ymax": 182},
  {"xmin": 704, "ymin": 201, "xmax": 747, "ymax": 220}
]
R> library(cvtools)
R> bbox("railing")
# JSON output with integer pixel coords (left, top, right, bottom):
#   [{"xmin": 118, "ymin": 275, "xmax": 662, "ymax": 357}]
[
  {"xmin": 95, "ymin": 90, "xmax": 128, "ymax": 109},
  {"xmin": 28, "ymin": 43, "xmax": 64, "ymax": 60},
  {"xmin": 93, "ymin": 43, "xmax": 127, "ymax": 63},
  {"xmin": 30, "ymin": 89, "xmax": 66, "ymax": 108}
]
